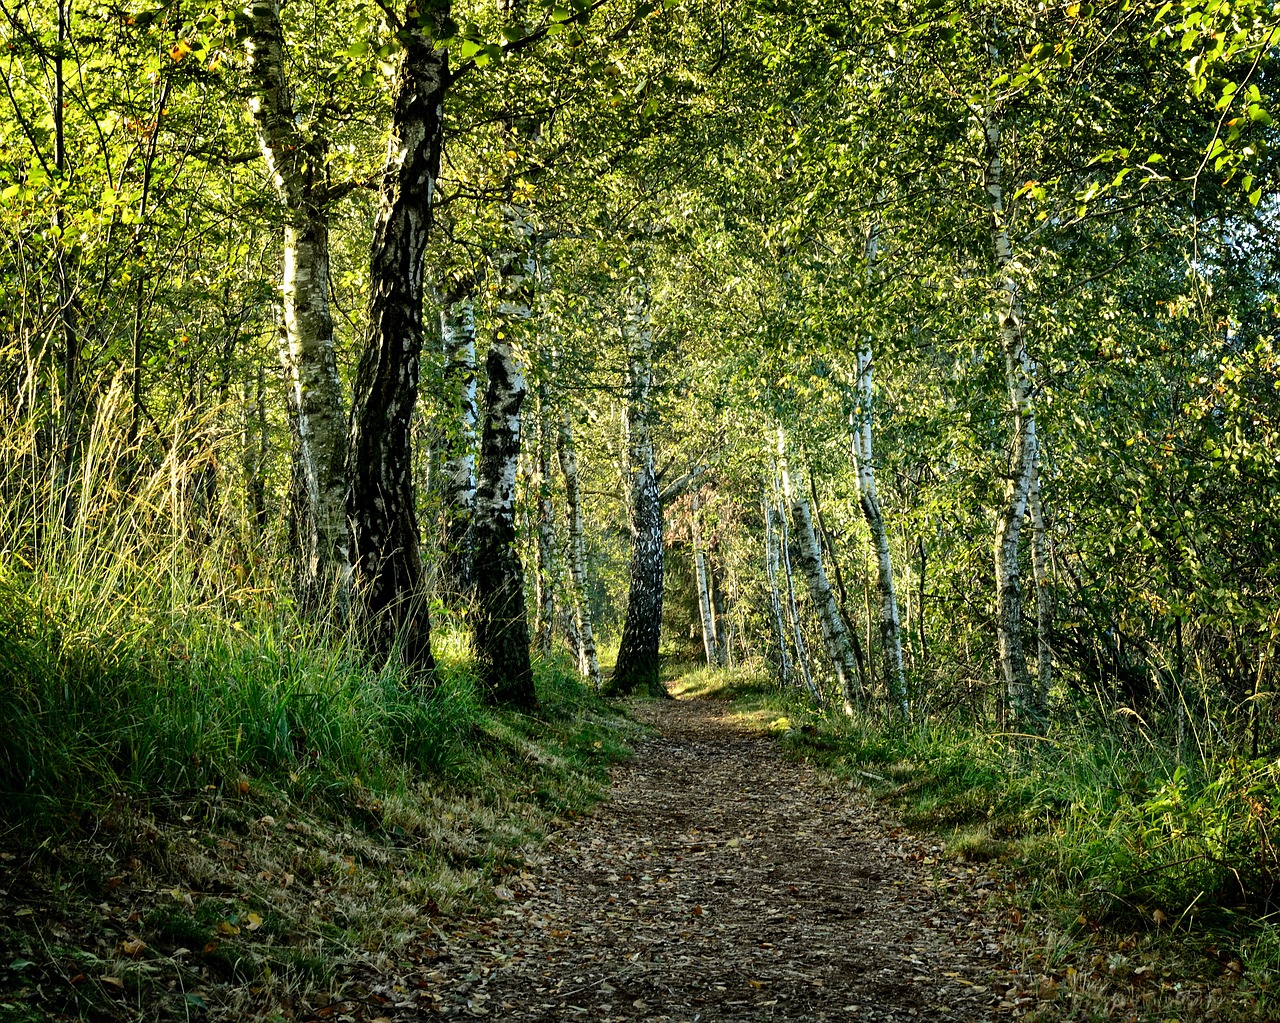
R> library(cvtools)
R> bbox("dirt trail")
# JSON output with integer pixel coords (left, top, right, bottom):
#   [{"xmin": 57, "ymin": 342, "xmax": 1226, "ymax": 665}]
[{"xmin": 392, "ymin": 699, "xmax": 1017, "ymax": 1021}]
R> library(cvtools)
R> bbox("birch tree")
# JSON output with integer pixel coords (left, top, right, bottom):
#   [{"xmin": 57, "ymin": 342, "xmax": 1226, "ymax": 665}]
[
  {"xmin": 850, "ymin": 308, "xmax": 910, "ymax": 718},
  {"xmin": 532, "ymin": 383, "xmax": 558, "ymax": 655},
  {"xmin": 558, "ymin": 412, "xmax": 601, "ymax": 688},
  {"xmin": 436, "ymin": 281, "xmax": 480, "ymax": 600},
  {"xmin": 778, "ymin": 428, "xmax": 863, "ymax": 713},
  {"xmin": 982, "ymin": 109, "xmax": 1043, "ymax": 726},
  {"xmin": 471, "ymin": 216, "xmax": 537, "ymax": 708},
  {"xmin": 691, "ymin": 490, "xmax": 723, "ymax": 667},
  {"xmin": 611, "ymin": 281, "xmax": 666, "ymax": 697},
  {"xmin": 346, "ymin": 3, "xmax": 449, "ymax": 672},
  {"xmin": 243, "ymin": 0, "xmax": 349, "ymax": 611}
]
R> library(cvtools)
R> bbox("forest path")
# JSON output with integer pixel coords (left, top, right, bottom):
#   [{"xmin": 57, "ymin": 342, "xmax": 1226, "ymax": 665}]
[{"xmin": 398, "ymin": 697, "xmax": 1018, "ymax": 1021}]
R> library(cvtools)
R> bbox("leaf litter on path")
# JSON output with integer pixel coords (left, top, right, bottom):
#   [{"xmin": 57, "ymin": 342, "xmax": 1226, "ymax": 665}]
[{"xmin": 362, "ymin": 699, "xmax": 1021, "ymax": 1021}]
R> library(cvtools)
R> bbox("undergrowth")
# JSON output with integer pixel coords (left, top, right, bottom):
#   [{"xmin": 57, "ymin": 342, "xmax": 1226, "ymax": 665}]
[
  {"xmin": 0, "ymin": 583, "xmax": 640, "ymax": 1022},
  {"xmin": 671, "ymin": 660, "xmax": 1280, "ymax": 1020}
]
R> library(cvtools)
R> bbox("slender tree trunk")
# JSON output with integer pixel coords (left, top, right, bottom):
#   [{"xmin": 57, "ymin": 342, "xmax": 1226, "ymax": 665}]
[
  {"xmin": 471, "ymin": 227, "xmax": 536, "ymax": 708},
  {"xmin": 983, "ymin": 112, "xmax": 1041, "ymax": 728},
  {"xmin": 762, "ymin": 491, "xmax": 794, "ymax": 689},
  {"xmin": 558, "ymin": 412, "xmax": 601, "ymax": 688},
  {"xmin": 809, "ymin": 470, "xmax": 871, "ymax": 691},
  {"xmin": 711, "ymin": 568, "xmax": 730, "ymax": 666},
  {"xmin": 346, "ymin": 11, "xmax": 447, "ymax": 673},
  {"xmin": 779, "ymin": 429, "xmax": 862, "ymax": 713},
  {"xmin": 244, "ymin": 0, "xmax": 350, "ymax": 611},
  {"xmin": 775, "ymin": 480, "xmax": 820, "ymax": 705},
  {"xmin": 437, "ymin": 290, "xmax": 478, "ymax": 599},
  {"xmin": 692, "ymin": 491, "xmax": 722, "ymax": 667},
  {"xmin": 611, "ymin": 283, "xmax": 666, "ymax": 697},
  {"xmin": 534, "ymin": 386, "xmax": 557, "ymax": 654},
  {"xmin": 852, "ymin": 343, "xmax": 910, "ymax": 721},
  {"xmin": 473, "ymin": 335, "xmax": 535, "ymax": 707},
  {"xmin": 1029, "ymin": 452, "xmax": 1052, "ymax": 717},
  {"xmin": 917, "ymin": 537, "xmax": 928, "ymax": 667}
]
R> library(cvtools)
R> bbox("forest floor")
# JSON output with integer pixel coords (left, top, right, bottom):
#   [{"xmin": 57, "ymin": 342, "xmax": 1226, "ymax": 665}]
[{"xmin": 389, "ymin": 696, "xmax": 1021, "ymax": 1022}]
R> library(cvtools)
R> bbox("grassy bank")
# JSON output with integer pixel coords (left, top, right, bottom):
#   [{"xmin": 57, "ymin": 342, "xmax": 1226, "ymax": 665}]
[
  {"xmin": 670, "ymin": 661, "xmax": 1280, "ymax": 1021},
  {"xmin": 0, "ymin": 588, "xmax": 640, "ymax": 1023}
]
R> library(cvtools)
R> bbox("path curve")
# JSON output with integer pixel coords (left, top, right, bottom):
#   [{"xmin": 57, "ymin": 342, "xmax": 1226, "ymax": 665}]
[{"xmin": 397, "ymin": 699, "xmax": 1015, "ymax": 1021}]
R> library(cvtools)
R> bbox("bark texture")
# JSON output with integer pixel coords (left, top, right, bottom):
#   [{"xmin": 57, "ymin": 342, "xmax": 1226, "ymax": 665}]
[
  {"xmin": 471, "ymin": 213, "xmax": 538, "ymax": 707},
  {"xmin": 762, "ymin": 492, "xmax": 794, "ymax": 689},
  {"xmin": 775, "ymin": 481, "xmax": 819, "ymax": 704},
  {"xmin": 983, "ymin": 113, "xmax": 1041, "ymax": 727},
  {"xmin": 534, "ymin": 387, "xmax": 557, "ymax": 655},
  {"xmin": 558, "ymin": 414, "xmax": 601, "ymax": 688},
  {"xmin": 346, "ymin": 11, "xmax": 447, "ymax": 673},
  {"xmin": 1029, "ymin": 452, "xmax": 1052, "ymax": 717},
  {"xmin": 437, "ymin": 291, "xmax": 478, "ymax": 600},
  {"xmin": 852, "ymin": 342, "xmax": 910, "ymax": 721},
  {"xmin": 692, "ymin": 491, "xmax": 723, "ymax": 668},
  {"xmin": 611, "ymin": 285, "xmax": 666, "ymax": 697},
  {"xmin": 780, "ymin": 430, "xmax": 862, "ymax": 713},
  {"xmin": 473, "ymin": 329, "xmax": 535, "ymax": 708},
  {"xmin": 244, "ymin": 0, "xmax": 349, "ymax": 610}
]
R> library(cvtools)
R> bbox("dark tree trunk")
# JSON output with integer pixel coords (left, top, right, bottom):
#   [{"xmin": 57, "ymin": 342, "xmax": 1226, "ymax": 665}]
[
  {"xmin": 346, "ymin": 13, "xmax": 447, "ymax": 675},
  {"xmin": 611, "ymin": 461, "xmax": 665, "ymax": 696},
  {"xmin": 610, "ymin": 283, "xmax": 667, "ymax": 697}
]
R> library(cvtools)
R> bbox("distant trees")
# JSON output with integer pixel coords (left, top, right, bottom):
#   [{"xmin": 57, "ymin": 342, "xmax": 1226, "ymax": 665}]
[{"xmin": 2, "ymin": 0, "xmax": 1275, "ymax": 733}]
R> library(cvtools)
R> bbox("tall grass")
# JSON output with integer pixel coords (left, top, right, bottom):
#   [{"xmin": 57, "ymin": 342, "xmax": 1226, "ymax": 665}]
[{"xmin": 0, "ymin": 374, "xmax": 622, "ymax": 843}]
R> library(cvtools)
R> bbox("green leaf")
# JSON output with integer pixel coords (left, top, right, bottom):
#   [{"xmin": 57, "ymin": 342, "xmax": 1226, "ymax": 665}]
[{"xmin": 1249, "ymin": 187, "xmax": 1262, "ymax": 206}]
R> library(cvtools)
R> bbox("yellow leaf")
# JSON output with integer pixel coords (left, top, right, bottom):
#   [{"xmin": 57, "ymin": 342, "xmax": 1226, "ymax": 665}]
[
  {"xmin": 217, "ymin": 921, "xmax": 240, "ymax": 936},
  {"xmin": 245, "ymin": 912, "xmax": 263, "ymax": 931},
  {"xmin": 169, "ymin": 39, "xmax": 191, "ymax": 61},
  {"xmin": 121, "ymin": 938, "xmax": 146, "ymax": 956}
]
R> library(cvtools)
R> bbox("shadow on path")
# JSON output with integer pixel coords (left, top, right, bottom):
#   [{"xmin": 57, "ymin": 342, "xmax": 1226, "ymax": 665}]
[{"xmin": 388, "ymin": 698, "xmax": 1016, "ymax": 1021}]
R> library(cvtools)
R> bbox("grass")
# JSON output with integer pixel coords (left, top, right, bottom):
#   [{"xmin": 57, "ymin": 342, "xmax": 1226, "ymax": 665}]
[
  {"xmin": 0, "ymin": 582, "xmax": 642, "ymax": 1022},
  {"xmin": 669, "ymin": 659, "xmax": 1280, "ymax": 1021}
]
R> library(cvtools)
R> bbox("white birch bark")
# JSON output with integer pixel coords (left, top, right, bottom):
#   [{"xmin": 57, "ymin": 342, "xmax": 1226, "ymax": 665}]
[
  {"xmin": 438, "ymin": 292, "xmax": 478, "ymax": 597},
  {"xmin": 472, "ymin": 214, "xmax": 536, "ymax": 706},
  {"xmin": 244, "ymin": 0, "xmax": 348, "ymax": 609},
  {"xmin": 1028, "ymin": 451, "xmax": 1052, "ymax": 717},
  {"xmin": 779, "ymin": 429, "xmax": 862, "ymax": 713},
  {"xmin": 983, "ymin": 112, "xmax": 1041, "ymax": 727},
  {"xmin": 774, "ymin": 480, "xmax": 821, "ymax": 705},
  {"xmin": 534, "ymin": 388, "xmax": 557, "ymax": 654},
  {"xmin": 558, "ymin": 413, "xmax": 601, "ymax": 689},
  {"xmin": 762, "ymin": 492, "xmax": 793, "ymax": 688},
  {"xmin": 711, "ymin": 568, "xmax": 730, "ymax": 666},
  {"xmin": 692, "ymin": 491, "xmax": 722, "ymax": 667},
  {"xmin": 852, "ymin": 336, "xmax": 910, "ymax": 722}
]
